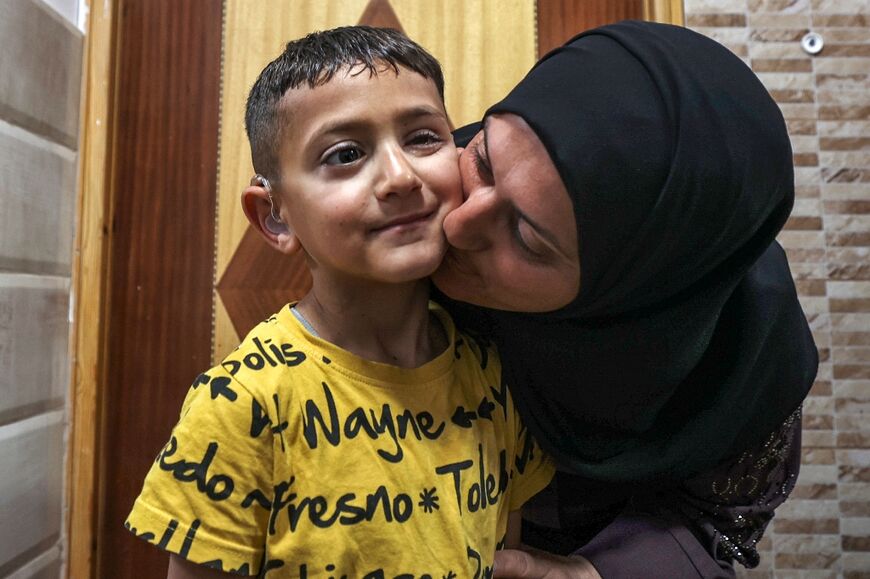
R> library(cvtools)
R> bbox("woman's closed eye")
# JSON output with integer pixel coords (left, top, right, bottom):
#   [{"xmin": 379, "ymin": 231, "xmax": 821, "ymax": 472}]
[{"xmin": 514, "ymin": 216, "xmax": 550, "ymax": 259}]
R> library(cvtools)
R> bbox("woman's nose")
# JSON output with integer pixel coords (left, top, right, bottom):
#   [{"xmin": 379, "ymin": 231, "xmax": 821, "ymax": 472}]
[
  {"xmin": 374, "ymin": 146, "xmax": 422, "ymax": 200},
  {"xmin": 442, "ymin": 185, "xmax": 498, "ymax": 251}
]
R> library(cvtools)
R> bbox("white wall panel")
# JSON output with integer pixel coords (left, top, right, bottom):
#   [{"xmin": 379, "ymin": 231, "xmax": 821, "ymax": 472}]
[
  {"xmin": 0, "ymin": 411, "xmax": 64, "ymax": 572},
  {"xmin": 0, "ymin": 274, "xmax": 70, "ymax": 422},
  {"xmin": 0, "ymin": 120, "xmax": 77, "ymax": 276},
  {"xmin": 5, "ymin": 544, "xmax": 61, "ymax": 579},
  {"xmin": 0, "ymin": 0, "xmax": 83, "ymax": 148}
]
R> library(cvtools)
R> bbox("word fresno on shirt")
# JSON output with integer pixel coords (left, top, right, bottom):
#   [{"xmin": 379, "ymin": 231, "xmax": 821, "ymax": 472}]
[{"xmin": 126, "ymin": 303, "xmax": 553, "ymax": 577}]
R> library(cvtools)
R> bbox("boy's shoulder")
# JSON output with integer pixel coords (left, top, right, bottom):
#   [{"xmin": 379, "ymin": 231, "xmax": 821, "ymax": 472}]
[
  {"xmin": 216, "ymin": 306, "xmax": 311, "ymax": 392},
  {"xmin": 434, "ymin": 302, "xmax": 501, "ymax": 380},
  {"xmin": 453, "ymin": 328, "xmax": 500, "ymax": 374},
  {"xmin": 213, "ymin": 302, "xmax": 501, "ymax": 393}
]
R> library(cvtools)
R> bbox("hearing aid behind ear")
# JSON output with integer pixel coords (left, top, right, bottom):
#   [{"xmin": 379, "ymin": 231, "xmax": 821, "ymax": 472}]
[{"xmin": 251, "ymin": 174, "xmax": 290, "ymax": 235}]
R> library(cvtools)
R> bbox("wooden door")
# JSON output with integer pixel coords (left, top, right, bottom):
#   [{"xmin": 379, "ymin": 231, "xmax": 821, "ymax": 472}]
[
  {"xmin": 89, "ymin": 2, "xmax": 223, "ymax": 578},
  {"xmin": 70, "ymin": 1, "xmax": 682, "ymax": 577}
]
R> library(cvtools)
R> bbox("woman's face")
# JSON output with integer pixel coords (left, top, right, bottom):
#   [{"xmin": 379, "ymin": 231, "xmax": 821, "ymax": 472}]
[{"xmin": 432, "ymin": 114, "xmax": 581, "ymax": 312}]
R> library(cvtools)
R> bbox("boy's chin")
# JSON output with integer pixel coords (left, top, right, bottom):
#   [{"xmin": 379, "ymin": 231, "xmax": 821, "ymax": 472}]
[{"xmin": 376, "ymin": 249, "xmax": 446, "ymax": 284}]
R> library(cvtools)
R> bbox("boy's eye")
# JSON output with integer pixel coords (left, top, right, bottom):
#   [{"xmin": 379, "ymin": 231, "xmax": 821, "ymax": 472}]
[
  {"xmin": 408, "ymin": 130, "xmax": 441, "ymax": 147},
  {"xmin": 324, "ymin": 146, "xmax": 364, "ymax": 166}
]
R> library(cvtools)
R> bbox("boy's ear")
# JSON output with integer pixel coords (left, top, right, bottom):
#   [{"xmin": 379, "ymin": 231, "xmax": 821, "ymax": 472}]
[{"xmin": 241, "ymin": 183, "xmax": 301, "ymax": 255}]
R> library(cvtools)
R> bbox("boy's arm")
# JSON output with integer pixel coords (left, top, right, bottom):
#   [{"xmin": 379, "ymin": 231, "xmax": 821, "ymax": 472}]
[
  {"xmin": 127, "ymin": 365, "xmax": 274, "ymax": 574},
  {"xmin": 167, "ymin": 554, "xmax": 240, "ymax": 579},
  {"xmin": 505, "ymin": 510, "xmax": 523, "ymax": 549}
]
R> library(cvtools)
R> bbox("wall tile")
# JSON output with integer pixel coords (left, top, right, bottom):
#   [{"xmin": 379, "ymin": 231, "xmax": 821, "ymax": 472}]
[
  {"xmin": 751, "ymin": 41, "xmax": 813, "ymax": 58},
  {"xmin": 840, "ymin": 482, "xmax": 870, "ymax": 501},
  {"xmin": 822, "ymin": 183, "xmax": 870, "ymax": 201},
  {"xmin": 754, "ymin": 58, "xmax": 815, "ymax": 71},
  {"xmin": 842, "ymin": 517, "xmax": 870, "ymax": 534},
  {"xmin": 828, "ymin": 282, "xmax": 870, "ymax": 299},
  {"xmin": 816, "ymin": 29, "xmax": 870, "ymax": 43},
  {"xmin": 834, "ymin": 380, "xmax": 870, "ymax": 397},
  {"xmin": 817, "ymin": 90, "xmax": 870, "ymax": 106},
  {"xmin": 686, "ymin": 0, "xmax": 750, "ymax": 12},
  {"xmin": 814, "ymin": 59, "xmax": 870, "ymax": 75},
  {"xmin": 748, "ymin": 0, "xmax": 811, "ymax": 13},
  {"xmin": 687, "ymin": 13, "xmax": 748, "ymax": 27},
  {"xmin": 842, "ymin": 551, "xmax": 870, "ymax": 573},
  {"xmin": 812, "ymin": 14, "xmax": 870, "ymax": 27},
  {"xmin": 750, "ymin": 12, "xmax": 813, "ymax": 26},
  {"xmin": 810, "ymin": 0, "xmax": 870, "ymax": 13},
  {"xmin": 773, "ymin": 552, "xmax": 840, "ymax": 569},
  {"xmin": 774, "ymin": 517, "xmax": 840, "ymax": 534}
]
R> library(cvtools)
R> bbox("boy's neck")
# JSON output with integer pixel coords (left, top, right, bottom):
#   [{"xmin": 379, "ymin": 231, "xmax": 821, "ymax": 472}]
[{"xmin": 295, "ymin": 278, "xmax": 447, "ymax": 369}]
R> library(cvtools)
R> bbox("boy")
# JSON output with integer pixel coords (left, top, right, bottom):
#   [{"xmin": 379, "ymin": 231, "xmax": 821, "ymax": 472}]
[{"xmin": 126, "ymin": 26, "xmax": 552, "ymax": 578}]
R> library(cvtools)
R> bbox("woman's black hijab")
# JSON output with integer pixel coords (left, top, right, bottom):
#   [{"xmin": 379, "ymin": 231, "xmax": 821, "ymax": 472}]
[{"xmin": 447, "ymin": 21, "xmax": 818, "ymax": 483}]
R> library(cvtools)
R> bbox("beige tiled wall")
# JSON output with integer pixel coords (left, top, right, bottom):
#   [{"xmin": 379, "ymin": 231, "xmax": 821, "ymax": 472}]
[
  {"xmin": 0, "ymin": 0, "xmax": 82, "ymax": 577},
  {"xmin": 686, "ymin": 0, "xmax": 870, "ymax": 576}
]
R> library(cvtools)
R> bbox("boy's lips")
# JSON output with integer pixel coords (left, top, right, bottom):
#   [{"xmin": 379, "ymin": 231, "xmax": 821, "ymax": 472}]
[{"xmin": 371, "ymin": 210, "xmax": 435, "ymax": 233}]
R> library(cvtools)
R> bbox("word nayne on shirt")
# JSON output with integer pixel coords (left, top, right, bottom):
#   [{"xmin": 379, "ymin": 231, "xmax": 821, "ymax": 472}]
[
  {"xmin": 301, "ymin": 381, "xmax": 509, "ymax": 463},
  {"xmin": 302, "ymin": 382, "xmax": 445, "ymax": 462}
]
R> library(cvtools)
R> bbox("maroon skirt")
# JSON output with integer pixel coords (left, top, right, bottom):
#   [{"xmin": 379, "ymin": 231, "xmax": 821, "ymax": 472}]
[{"xmin": 522, "ymin": 407, "xmax": 803, "ymax": 578}]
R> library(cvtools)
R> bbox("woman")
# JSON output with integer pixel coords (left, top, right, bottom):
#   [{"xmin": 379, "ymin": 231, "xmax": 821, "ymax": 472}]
[{"xmin": 432, "ymin": 21, "xmax": 818, "ymax": 578}]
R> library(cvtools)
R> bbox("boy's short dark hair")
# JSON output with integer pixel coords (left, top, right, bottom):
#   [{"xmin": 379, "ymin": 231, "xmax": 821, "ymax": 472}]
[{"xmin": 245, "ymin": 26, "xmax": 445, "ymax": 183}]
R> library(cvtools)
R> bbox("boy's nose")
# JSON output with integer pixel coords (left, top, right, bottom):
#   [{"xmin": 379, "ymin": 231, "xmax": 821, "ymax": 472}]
[
  {"xmin": 374, "ymin": 146, "xmax": 422, "ymax": 200},
  {"xmin": 442, "ymin": 186, "xmax": 497, "ymax": 251}
]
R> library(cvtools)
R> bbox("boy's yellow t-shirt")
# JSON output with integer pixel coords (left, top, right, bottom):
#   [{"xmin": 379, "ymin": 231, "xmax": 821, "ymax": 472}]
[{"xmin": 126, "ymin": 303, "xmax": 553, "ymax": 577}]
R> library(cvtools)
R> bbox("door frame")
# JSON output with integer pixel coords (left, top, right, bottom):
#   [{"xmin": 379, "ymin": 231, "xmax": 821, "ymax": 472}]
[{"xmin": 67, "ymin": 0, "xmax": 118, "ymax": 577}]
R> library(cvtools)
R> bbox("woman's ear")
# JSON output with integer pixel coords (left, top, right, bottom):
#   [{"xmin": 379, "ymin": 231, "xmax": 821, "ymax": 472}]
[{"xmin": 241, "ymin": 183, "xmax": 301, "ymax": 255}]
